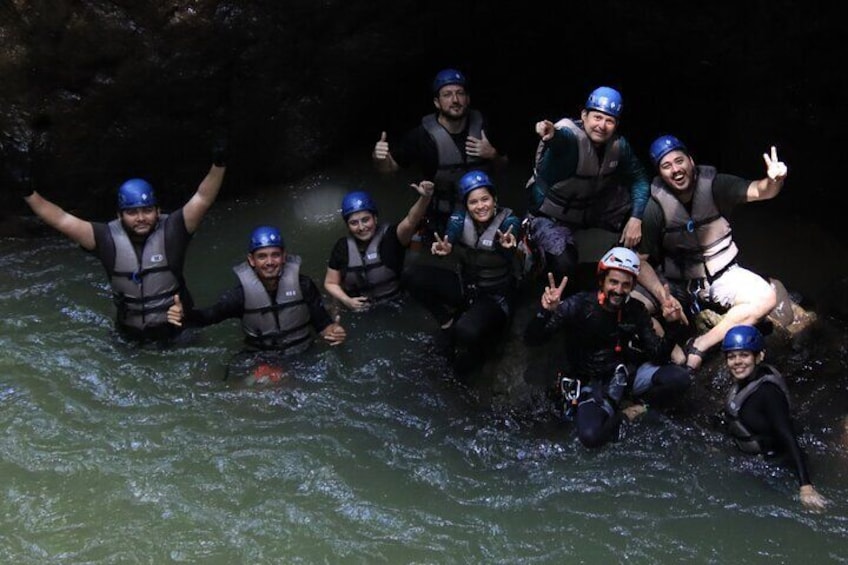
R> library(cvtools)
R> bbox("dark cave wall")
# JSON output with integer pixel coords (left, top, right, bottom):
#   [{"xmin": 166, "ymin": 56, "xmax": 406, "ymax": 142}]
[{"xmin": 0, "ymin": 0, "xmax": 843, "ymax": 225}]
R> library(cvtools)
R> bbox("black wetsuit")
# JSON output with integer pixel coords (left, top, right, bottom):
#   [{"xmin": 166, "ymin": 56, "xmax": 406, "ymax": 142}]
[
  {"xmin": 524, "ymin": 290, "xmax": 689, "ymax": 448},
  {"xmin": 726, "ymin": 367, "xmax": 812, "ymax": 486}
]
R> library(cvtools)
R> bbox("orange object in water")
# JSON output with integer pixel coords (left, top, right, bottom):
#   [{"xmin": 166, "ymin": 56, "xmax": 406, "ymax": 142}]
[{"xmin": 250, "ymin": 363, "xmax": 284, "ymax": 384}]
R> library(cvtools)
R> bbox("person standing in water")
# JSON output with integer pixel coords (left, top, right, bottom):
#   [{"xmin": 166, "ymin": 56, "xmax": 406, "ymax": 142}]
[
  {"xmin": 323, "ymin": 181, "xmax": 433, "ymax": 311},
  {"xmin": 717, "ymin": 324, "xmax": 828, "ymax": 511},
  {"xmin": 19, "ymin": 142, "xmax": 227, "ymax": 343}
]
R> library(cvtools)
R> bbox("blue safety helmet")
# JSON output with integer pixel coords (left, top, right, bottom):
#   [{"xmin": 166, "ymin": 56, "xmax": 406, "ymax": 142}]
[
  {"xmin": 458, "ymin": 170, "xmax": 494, "ymax": 201},
  {"xmin": 722, "ymin": 325, "xmax": 764, "ymax": 353},
  {"xmin": 117, "ymin": 178, "xmax": 157, "ymax": 210},
  {"xmin": 585, "ymin": 86, "xmax": 623, "ymax": 118},
  {"xmin": 649, "ymin": 134, "xmax": 688, "ymax": 167},
  {"xmin": 341, "ymin": 191, "xmax": 378, "ymax": 220},
  {"xmin": 432, "ymin": 68, "xmax": 467, "ymax": 95},
  {"xmin": 248, "ymin": 225, "xmax": 285, "ymax": 253}
]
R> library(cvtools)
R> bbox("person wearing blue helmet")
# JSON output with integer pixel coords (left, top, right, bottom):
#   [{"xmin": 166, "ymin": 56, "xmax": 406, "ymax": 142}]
[
  {"xmin": 715, "ymin": 325, "xmax": 828, "ymax": 511},
  {"xmin": 414, "ymin": 170, "xmax": 522, "ymax": 375},
  {"xmin": 167, "ymin": 225, "xmax": 346, "ymax": 357},
  {"xmin": 524, "ymin": 247, "xmax": 691, "ymax": 449},
  {"xmin": 372, "ymin": 68, "xmax": 508, "ymax": 239},
  {"xmin": 634, "ymin": 135, "xmax": 785, "ymax": 371},
  {"xmin": 20, "ymin": 142, "xmax": 227, "ymax": 343},
  {"xmin": 324, "ymin": 180, "xmax": 434, "ymax": 311},
  {"xmin": 524, "ymin": 85, "xmax": 651, "ymax": 287}
]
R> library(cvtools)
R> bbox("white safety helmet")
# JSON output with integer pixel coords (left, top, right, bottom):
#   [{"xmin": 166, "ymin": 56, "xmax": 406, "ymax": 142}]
[{"xmin": 597, "ymin": 247, "xmax": 640, "ymax": 277}]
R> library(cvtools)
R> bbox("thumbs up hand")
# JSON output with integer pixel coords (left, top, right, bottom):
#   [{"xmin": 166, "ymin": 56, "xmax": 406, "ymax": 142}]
[
  {"xmin": 373, "ymin": 131, "xmax": 390, "ymax": 160},
  {"xmin": 167, "ymin": 294, "xmax": 184, "ymax": 327},
  {"xmin": 322, "ymin": 314, "xmax": 347, "ymax": 346}
]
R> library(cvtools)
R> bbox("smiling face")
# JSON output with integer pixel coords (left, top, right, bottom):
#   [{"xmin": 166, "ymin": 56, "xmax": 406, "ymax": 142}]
[
  {"xmin": 465, "ymin": 187, "xmax": 495, "ymax": 224},
  {"xmin": 346, "ymin": 211, "xmax": 377, "ymax": 242},
  {"xmin": 580, "ymin": 109, "xmax": 618, "ymax": 145},
  {"xmin": 247, "ymin": 246, "xmax": 286, "ymax": 287},
  {"xmin": 120, "ymin": 206, "xmax": 160, "ymax": 238},
  {"xmin": 600, "ymin": 269, "xmax": 634, "ymax": 309},
  {"xmin": 434, "ymin": 85, "xmax": 469, "ymax": 122},
  {"xmin": 657, "ymin": 149, "xmax": 696, "ymax": 193},
  {"xmin": 725, "ymin": 350, "xmax": 764, "ymax": 381}
]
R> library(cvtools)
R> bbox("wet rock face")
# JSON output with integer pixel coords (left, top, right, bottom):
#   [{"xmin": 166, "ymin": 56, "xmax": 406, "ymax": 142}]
[
  {"xmin": 0, "ymin": 0, "xmax": 423, "ymax": 217},
  {"xmin": 1, "ymin": 1, "xmax": 845, "ymax": 224}
]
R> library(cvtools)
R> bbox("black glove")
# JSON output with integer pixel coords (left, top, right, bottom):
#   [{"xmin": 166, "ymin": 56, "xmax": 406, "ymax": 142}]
[{"xmin": 211, "ymin": 136, "xmax": 227, "ymax": 167}]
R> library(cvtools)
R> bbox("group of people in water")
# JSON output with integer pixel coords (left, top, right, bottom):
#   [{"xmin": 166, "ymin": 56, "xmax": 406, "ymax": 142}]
[{"xmin": 14, "ymin": 67, "xmax": 828, "ymax": 510}]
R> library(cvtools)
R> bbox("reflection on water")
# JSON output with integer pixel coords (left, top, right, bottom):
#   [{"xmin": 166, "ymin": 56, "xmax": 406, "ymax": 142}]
[{"xmin": 0, "ymin": 160, "xmax": 846, "ymax": 563}]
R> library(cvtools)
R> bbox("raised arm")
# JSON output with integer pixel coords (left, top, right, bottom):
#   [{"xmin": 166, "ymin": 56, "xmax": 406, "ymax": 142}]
[
  {"xmin": 183, "ymin": 140, "xmax": 227, "ymax": 233},
  {"xmin": 746, "ymin": 146, "xmax": 787, "ymax": 202},
  {"xmin": 23, "ymin": 191, "xmax": 96, "ymax": 250},
  {"xmin": 396, "ymin": 180, "xmax": 434, "ymax": 246},
  {"xmin": 183, "ymin": 163, "xmax": 226, "ymax": 234},
  {"xmin": 372, "ymin": 131, "xmax": 400, "ymax": 174}
]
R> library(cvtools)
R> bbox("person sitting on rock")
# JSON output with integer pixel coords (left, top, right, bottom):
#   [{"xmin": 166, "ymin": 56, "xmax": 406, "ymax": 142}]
[
  {"xmin": 634, "ymin": 135, "xmax": 784, "ymax": 371},
  {"xmin": 524, "ymin": 247, "xmax": 691, "ymax": 449}
]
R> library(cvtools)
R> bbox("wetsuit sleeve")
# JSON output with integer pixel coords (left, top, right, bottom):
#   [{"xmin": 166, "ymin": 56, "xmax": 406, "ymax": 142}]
[
  {"xmin": 163, "ymin": 209, "xmax": 195, "ymax": 309},
  {"xmin": 631, "ymin": 300, "xmax": 674, "ymax": 362},
  {"xmin": 90, "ymin": 221, "xmax": 115, "ymax": 270},
  {"xmin": 618, "ymin": 138, "xmax": 651, "ymax": 219},
  {"xmin": 636, "ymin": 199, "xmax": 664, "ymax": 261},
  {"xmin": 528, "ymin": 126, "xmax": 580, "ymax": 211},
  {"xmin": 500, "ymin": 214, "xmax": 522, "ymax": 236},
  {"xmin": 393, "ymin": 124, "xmax": 438, "ymax": 178},
  {"xmin": 479, "ymin": 117, "xmax": 508, "ymax": 159},
  {"xmin": 327, "ymin": 237, "xmax": 349, "ymax": 271},
  {"xmin": 380, "ymin": 223, "xmax": 406, "ymax": 274},
  {"xmin": 301, "ymin": 275, "xmax": 333, "ymax": 333},
  {"xmin": 163, "ymin": 208, "xmax": 192, "ymax": 270},
  {"xmin": 523, "ymin": 294, "xmax": 578, "ymax": 345},
  {"xmin": 444, "ymin": 212, "xmax": 465, "ymax": 243},
  {"xmin": 185, "ymin": 285, "xmax": 245, "ymax": 327},
  {"xmin": 712, "ymin": 173, "xmax": 751, "ymax": 216},
  {"xmin": 748, "ymin": 383, "xmax": 812, "ymax": 486}
]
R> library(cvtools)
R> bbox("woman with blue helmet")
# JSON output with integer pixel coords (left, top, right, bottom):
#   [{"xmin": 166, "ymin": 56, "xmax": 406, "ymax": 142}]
[
  {"xmin": 418, "ymin": 169, "xmax": 522, "ymax": 375},
  {"xmin": 719, "ymin": 325, "xmax": 828, "ymax": 511},
  {"xmin": 324, "ymin": 180, "xmax": 434, "ymax": 311}
]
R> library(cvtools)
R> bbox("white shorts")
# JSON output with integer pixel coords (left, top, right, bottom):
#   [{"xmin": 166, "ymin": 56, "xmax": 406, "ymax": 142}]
[{"xmin": 699, "ymin": 265, "xmax": 773, "ymax": 309}]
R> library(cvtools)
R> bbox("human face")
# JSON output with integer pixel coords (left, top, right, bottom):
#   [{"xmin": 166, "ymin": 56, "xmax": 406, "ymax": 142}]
[
  {"xmin": 725, "ymin": 350, "xmax": 763, "ymax": 381},
  {"xmin": 120, "ymin": 206, "xmax": 159, "ymax": 238},
  {"xmin": 346, "ymin": 211, "xmax": 377, "ymax": 242},
  {"xmin": 601, "ymin": 269, "xmax": 634, "ymax": 309},
  {"xmin": 247, "ymin": 246, "xmax": 285, "ymax": 283},
  {"xmin": 465, "ymin": 187, "xmax": 495, "ymax": 224},
  {"xmin": 434, "ymin": 85, "xmax": 469, "ymax": 121},
  {"xmin": 658, "ymin": 150, "xmax": 696, "ymax": 193},
  {"xmin": 580, "ymin": 109, "xmax": 618, "ymax": 145}
]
